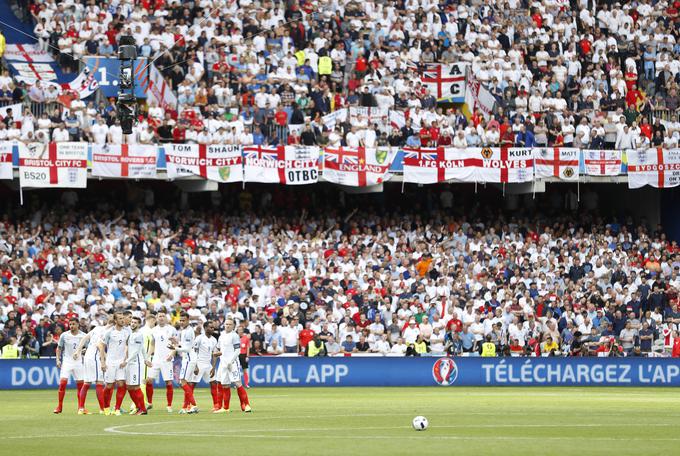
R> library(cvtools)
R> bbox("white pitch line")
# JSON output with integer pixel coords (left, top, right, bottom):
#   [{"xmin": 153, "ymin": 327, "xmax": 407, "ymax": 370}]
[
  {"xmin": 0, "ymin": 433, "xmax": 109, "ymax": 441},
  {"xmin": 103, "ymin": 422, "xmax": 680, "ymax": 437},
  {"xmin": 101, "ymin": 427, "xmax": 680, "ymax": 443}
]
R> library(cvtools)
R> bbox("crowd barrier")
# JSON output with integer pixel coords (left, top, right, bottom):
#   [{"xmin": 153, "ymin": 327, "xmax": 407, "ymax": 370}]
[{"xmin": 2, "ymin": 357, "xmax": 679, "ymax": 389}]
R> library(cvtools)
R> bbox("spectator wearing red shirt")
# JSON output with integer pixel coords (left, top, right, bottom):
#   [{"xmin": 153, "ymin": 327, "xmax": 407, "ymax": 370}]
[
  {"xmin": 640, "ymin": 120, "xmax": 652, "ymax": 140},
  {"xmin": 500, "ymin": 128, "xmax": 515, "ymax": 146},
  {"xmin": 438, "ymin": 131, "xmax": 452, "ymax": 146},
  {"xmin": 429, "ymin": 124, "xmax": 440, "ymax": 144},
  {"xmin": 274, "ymin": 107, "xmax": 288, "ymax": 126},
  {"xmin": 287, "ymin": 131, "xmax": 300, "ymax": 145},
  {"xmin": 105, "ymin": 24, "xmax": 118, "ymax": 45},
  {"xmin": 419, "ymin": 124, "xmax": 432, "ymax": 146},
  {"xmin": 173, "ymin": 124, "xmax": 187, "ymax": 143},
  {"xmin": 624, "ymin": 70, "xmax": 638, "ymax": 91},
  {"xmin": 673, "ymin": 333, "xmax": 680, "ymax": 358},
  {"xmin": 446, "ymin": 317, "xmax": 463, "ymax": 333},
  {"xmin": 626, "ymin": 84, "xmax": 642, "ymax": 108},
  {"xmin": 355, "ymin": 55, "xmax": 368, "ymax": 78},
  {"xmin": 299, "ymin": 322, "xmax": 316, "ymax": 355}
]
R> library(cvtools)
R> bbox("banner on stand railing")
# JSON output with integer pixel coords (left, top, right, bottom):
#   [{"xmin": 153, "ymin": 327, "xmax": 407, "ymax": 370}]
[
  {"xmin": 19, "ymin": 142, "xmax": 88, "ymax": 188},
  {"xmin": 1, "ymin": 143, "xmax": 680, "ymax": 189},
  {"xmin": 627, "ymin": 148, "xmax": 680, "ymax": 188},
  {"xmin": 92, "ymin": 144, "xmax": 158, "ymax": 179},
  {"xmin": 165, "ymin": 143, "xmax": 242, "ymax": 182},
  {"xmin": 243, "ymin": 145, "xmax": 320, "ymax": 184}
]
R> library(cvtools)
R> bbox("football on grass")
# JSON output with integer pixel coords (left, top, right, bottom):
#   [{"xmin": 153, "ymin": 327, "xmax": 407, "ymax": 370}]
[{"xmin": 412, "ymin": 416, "xmax": 428, "ymax": 431}]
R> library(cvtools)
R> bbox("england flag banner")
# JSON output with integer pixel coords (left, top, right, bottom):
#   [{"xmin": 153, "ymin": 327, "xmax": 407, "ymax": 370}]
[
  {"xmin": 583, "ymin": 150, "xmax": 622, "ymax": 176},
  {"xmin": 627, "ymin": 148, "xmax": 680, "ymax": 189},
  {"xmin": 243, "ymin": 145, "xmax": 319, "ymax": 184},
  {"xmin": 19, "ymin": 142, "xmax": 88, "ymax": 188},
  {"xmin": 534, "ymin": 147, "xmax": 580, "ymax": 181},
  {"xmin": 92, "ymin": 144, "xmax": 158, "ymax": 179},
  {"xmin": 0, "ymin": 142, "xmax": 16, "ymax": 180},
  {"xmin": 3, "ymin": 44, "xmax": 55, "ymax": 63},
  {"xmin": 464, "ymin": 73, "xmax": 496, "ymax": 117},
  {"xmin": 323, "ymin": 147, "xmax": 396, "ymax": 187},
  {"xmin": 143, "ymin": 63, "xmax": 178, "ymax": 111},
  {"xmin": 402, "ymin": 147, "xmax": 476, "ymax": 184},
  {"xmin": 474, "ymin": 147, "xmax": 534, "ymax": 183},
  {"xmin": 165, "ymin": 144, "xmax": 242, "ymax": 183},
  {"xmin": 420, "ymin": 63, "xmax": 468, "ymax": 100}
]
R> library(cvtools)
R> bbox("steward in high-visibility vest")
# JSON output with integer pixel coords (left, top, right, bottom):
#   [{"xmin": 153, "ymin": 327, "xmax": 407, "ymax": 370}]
[
  {"xmin": 295, "ymin": 50, "xmax": 306, "ymax": 66},
  {"xmin": 307, "ymin": 337, "xmax": 325, "ymax": 357},
  {"xmin": 318, "ymin": 56, "xmax": 332, "ymax": 75},
  {"xmin": 481, "ymin": 336, "xmax": 496, "ymax": 357},
  {"xmin": 1, "ymin": 342, "xmax": 19, "ymax": 358}
]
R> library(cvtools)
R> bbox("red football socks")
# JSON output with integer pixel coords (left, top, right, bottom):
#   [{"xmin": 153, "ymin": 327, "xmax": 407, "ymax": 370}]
[
  {"xmin": 211, "ymin": 383, "xmax": 222, "ymax": 409},
  {"xmin": 114, "ymin": 385, "xmax": 127, "ymax": 410},
  {"xmin": 129, "ymin": 389, "xmax": 146, "ymax": 412},
  {"xmin": 222, "ymin": 387, "xmax": 231, "ymax": 410},
  {"xmin": 135, "ymin": 389, "xmax": 147, "ymax": 412},
  {"xmin": 181, "ymin": 384, "xmax": 192, "ymax": 409},
  {"xmin": 145, "ymin": 383, "xmax": 154, "ymax": 405},
  {"xmin": 95, "ymin": 384, "xmax": 106, "ymax": 410},
  {"xmin": 76, "ymin": 381, "xmax": 84, "ymax": 403},
  {"xmin": 78, "ymin": 383, "xmax": 90, "ymax": 409},
  {"xmin": 243, "ymin": 371, "xmax": 249, "ymax": 388},
  {"xmin": 165, "ymin": 384, "xmax": 173, "ymax": 407},
  {"xmin": 104, "ymin": 386, "xmax": 114, "ymax": 408},
  {"xmin": 236, "ymin": 386, "xmax": 250, "ymax": 410},
  {"xmin": 128, "ymin": 388, "xmax": 140, "ymax": 410},
  {"xmin": 136, "ymin": 390, "xmax": 147, "ymax": 412},
  {"xmin": 56, "ymin": 379, "xmax": 67, "ymax": 410},
  {"xmin": 189, "ymin": 384, "xmax": 196, "ymax": 406}
]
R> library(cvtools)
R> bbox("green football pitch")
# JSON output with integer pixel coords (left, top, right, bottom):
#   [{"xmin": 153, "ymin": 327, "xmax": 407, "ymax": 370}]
[{"xmin": 1, "ymin": 387, "xmax": 679, "ymax": 455}]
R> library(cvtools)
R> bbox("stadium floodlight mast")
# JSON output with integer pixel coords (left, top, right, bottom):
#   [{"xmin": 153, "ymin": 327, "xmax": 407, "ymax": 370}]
[{"xmin": 117, "ymin": 35, "xmax": 137, "ymax": 135}]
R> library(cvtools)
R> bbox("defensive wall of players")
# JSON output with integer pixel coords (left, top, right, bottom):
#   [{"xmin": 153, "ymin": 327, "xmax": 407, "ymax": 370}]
[{"xmin": 3, "ymin": 357, "xmax": 680, "ymax": 389}]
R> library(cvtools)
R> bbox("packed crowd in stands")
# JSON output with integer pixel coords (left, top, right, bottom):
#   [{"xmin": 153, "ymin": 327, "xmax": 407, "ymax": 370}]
[
  {"xmin": 1, "ymin": 190, "xmax": 679, "ymax": 359},
  {"xmin": 0, "ymin": 0, "xmax": 678, "ymax": 149}
]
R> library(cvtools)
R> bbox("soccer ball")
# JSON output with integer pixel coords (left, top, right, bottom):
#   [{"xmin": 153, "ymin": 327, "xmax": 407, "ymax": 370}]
[{"xmin": 412, "ymin": 416, "xmax": 428, "ymax": 431}]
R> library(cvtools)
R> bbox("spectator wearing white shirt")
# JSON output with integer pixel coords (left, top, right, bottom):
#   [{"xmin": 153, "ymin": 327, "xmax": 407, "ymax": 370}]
[
  {"xmin": 107, "ymin": 121, "xmax": 124, "ymax": 144},
  {"xmin": 51, "ymin": 123, "xmax": 70, "ymax": 143},
  {"xmin": 615, "ymin": 125, "xmax": 636, "ymax": 149},
  {"xmin": 90, "ymin": 118, "xmax": 109, "ymax": 144}
]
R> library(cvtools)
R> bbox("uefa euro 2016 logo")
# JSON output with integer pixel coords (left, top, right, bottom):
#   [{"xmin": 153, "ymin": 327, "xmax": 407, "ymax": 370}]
[{"xmin": 432, "ymin": 358, "xmax": 458, "ymax": 386}]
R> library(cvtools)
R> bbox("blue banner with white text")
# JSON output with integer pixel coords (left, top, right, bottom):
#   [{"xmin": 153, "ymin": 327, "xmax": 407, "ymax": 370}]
[{"xmin": 2, "ymin": 357, "xmax": 680, "ymax": 389}]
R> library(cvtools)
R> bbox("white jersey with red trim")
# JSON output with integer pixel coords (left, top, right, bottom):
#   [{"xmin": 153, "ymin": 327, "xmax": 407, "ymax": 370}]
[
  {"xmin": 151, "ymin": 324, "xmax": 178, "ymax": 362},
  {"xmin": 178, "ymin": 326, "xmax": 196, "ymax": 361},
  {"xmin": 102, "ymin": 327, "xmax": 131, "ymax": 362},
  {"xmin": 58, "ymin": 330, "xmax": 86, "ymax": 362},
  {"xmin": 217, "ymin": 331, "xmax": 240, "ymax": 366}
]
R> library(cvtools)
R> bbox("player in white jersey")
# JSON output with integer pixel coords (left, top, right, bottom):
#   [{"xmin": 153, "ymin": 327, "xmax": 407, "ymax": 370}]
[
  {"xmin": 75, "ymin": 314, "xmax": 114, "ymax": 414},
  {"xmin": 54, "ymin": 318, "xmax": 86, "ymax": 414},
  {"xmin": 172, "ymin": 312, "xmax": 198, "ymax": 414},
  {"xmin": 214, "ymin": 319, "xmax": 251, "ymax": 413},
  {"xmin": 129, "ymin": 313, "xmax": 156, "ymax": 414},
  {"xmin": 145, "ymin": 310, "xmax": 177, "ymax": 412},
  {"xmin": 189, "ymin": 322, "xmax": 222, "ymax": 413},
  {"xmin": 121, "ymin": 316, "xmax": 152, "ymax": 415},
  {"xmin": 98, "ymin": 312, "xmax": 131, "ymax": 416}
]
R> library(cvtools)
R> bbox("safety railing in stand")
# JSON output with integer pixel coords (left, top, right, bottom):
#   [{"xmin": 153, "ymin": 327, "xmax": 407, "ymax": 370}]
[
  {"xmin": 28, "ymin": 101, "xmax": 62, "ymax": 119},
  {"xmin": 648, "ymin": 108, "xmax": 679, "ymax": 123}
]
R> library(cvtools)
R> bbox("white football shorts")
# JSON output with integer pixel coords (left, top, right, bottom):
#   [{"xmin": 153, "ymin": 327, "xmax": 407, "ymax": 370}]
[
  {"xmin": 59, "ymin": 361, "xmax": 84, "ymax": 382},
  {"xmin": 83, "ymin": 355, "xmax": 103, "ymax": 383}
]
